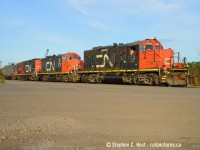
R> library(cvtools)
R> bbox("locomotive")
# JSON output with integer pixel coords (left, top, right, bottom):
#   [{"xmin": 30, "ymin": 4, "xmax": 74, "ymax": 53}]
[{"xmin": 2, "ymin": 38, "xmax": 188, "ymax": 86}]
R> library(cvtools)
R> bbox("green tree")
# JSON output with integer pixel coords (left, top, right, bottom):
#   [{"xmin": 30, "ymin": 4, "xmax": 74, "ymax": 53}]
[
  {"xmin": 188, "ymin": 61, "xmax": 200, "ymax": 68},
  {"xmin": 188, "ymin": 61, "xmax": 200, "ymax": 86}
]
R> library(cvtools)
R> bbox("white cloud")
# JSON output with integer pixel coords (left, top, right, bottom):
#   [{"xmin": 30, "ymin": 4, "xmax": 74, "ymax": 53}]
[
  {"xmin": 66, "ymin": 0, "xmax": 184, "ymax": 17},
  {"xmin": 65, "ymin": 0, "xmax": 187, "ymax": 31},
  {"xmin": 105, "ymin": 0, "xmax": 184, "ymax": 17},
  {"xmin": 34, "ymin": 33, "xmax": 67, "ymax": 44},
  {"xmin": 85, "ymin": 20, "xmax": 107, "ymax": 29},
  {"xmin": 65, "ymin": 0, "xmax": 99, "ymax": 16}
]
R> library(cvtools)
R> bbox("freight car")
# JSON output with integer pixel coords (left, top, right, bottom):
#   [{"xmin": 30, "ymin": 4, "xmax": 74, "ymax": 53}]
[
  {"xmin": 78, "ymin": 38, "xmax": 188, "ymax": 86},
  {"xmin": 2, "ymin": 64, "xmax": 17, "ymax": 79},
  {"xmin": 2, "ymin": 38, "xmax": 188, "ymax": 86}
]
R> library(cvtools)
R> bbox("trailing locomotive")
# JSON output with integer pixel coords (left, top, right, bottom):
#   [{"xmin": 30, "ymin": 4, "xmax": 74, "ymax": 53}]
[
  {"xmin": 15, "ymin": 59, "xmax": 42, "ymax": 80},
  {"xmin": 3, "ymin": 52, "xmax": 84, "ymax": 82},
  {"xmin": 2, "ymin": 38, "xmax": 188, "ymax": 86},
  {"xmin": 39, "ymin": 52, "xmax": 84, "ymax": 82}
]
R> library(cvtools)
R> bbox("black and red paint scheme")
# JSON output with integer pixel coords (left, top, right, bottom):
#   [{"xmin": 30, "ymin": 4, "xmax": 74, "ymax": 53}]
[{"xmin": 2, "ymin": 38, "xmax": 188, "ymax": 86}]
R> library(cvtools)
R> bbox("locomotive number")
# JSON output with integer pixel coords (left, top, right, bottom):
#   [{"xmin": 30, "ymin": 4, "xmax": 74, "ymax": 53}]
[
  {"xmin": 96, "ymin": 54, "xmax": 113, "ymax": 68},
  {"xmin": 164, "ymin": 58, "xmax": 171, "ymax": 65}
]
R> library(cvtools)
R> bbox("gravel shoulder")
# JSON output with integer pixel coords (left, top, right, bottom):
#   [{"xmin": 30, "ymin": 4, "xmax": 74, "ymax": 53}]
[{"xmin": 0, "ymin": 80, "xmax": 200, "ymax": 149}]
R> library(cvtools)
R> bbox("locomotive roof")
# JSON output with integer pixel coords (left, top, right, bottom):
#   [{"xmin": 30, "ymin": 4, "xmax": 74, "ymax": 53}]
[
  {"xmin": 125, "ymin": 40, "xmax": 142, "ymax": 46},
  {"xmin": 45, "ymin": 54, "xmax": 62, "ymax": 58},
  {"xmin": 24, "ymin": 58, "xmax": 41, "ymax": 61},
  {"xmin": 89, "ymin": 40, "xmax": 142, "ymax": 51}
]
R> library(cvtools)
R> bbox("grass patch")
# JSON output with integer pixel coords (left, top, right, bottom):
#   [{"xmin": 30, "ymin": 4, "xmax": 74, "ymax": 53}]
[{"xmin": 0, "ymin": 78, "xmax": 5, "ymax": 83}]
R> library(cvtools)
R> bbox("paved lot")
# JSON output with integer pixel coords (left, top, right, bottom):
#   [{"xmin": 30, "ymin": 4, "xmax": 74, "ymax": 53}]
[{"xmin": 0, "ymin": 80, "xmax": 200, "ymax": 149}]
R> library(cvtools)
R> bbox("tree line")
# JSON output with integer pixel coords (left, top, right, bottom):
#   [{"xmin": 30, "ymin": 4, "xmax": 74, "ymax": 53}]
[{"xmin": 188, "ymin": 61, "xmax": 200, "ymax": 86}]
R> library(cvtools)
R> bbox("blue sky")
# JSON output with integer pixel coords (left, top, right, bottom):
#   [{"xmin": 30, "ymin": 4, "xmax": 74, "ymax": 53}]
[{"xmin": 0, "ymin": 0, "xmax": 200, "ymax": 67}]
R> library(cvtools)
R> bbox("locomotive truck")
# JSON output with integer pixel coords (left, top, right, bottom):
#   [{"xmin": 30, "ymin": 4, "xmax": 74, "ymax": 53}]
[{"xmin": 2, "ymin": 38, "xmax": 188, "ymax": 86}]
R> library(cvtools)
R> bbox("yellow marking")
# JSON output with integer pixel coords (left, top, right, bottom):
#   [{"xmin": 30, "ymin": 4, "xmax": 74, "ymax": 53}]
[
  {"xmin": 16, "ymin": 68, "xmax": 160, "ymax": 76},
  {"xmin": 38, "ymin": 72, "xmax": 71, "ymax": 75},
  {"xmin": 169, "ymin": 68, "xmax": 188, "ymax": 71},
  {"xmin": 139, "ymin": 69, "xmax": 159, "ymax": 72},
  {"xmin": 15, "ymin": 74, "xmax": 32, "ymax": 76},
  {"xmin": 79, "ymin": 68, "xmax": 159, "ymax": 73}
]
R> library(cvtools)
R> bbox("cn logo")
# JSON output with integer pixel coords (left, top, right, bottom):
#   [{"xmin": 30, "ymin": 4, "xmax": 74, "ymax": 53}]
[
  {"xmin": 46, "ymin": 61, "xmax": 55, "ymax": 71},
  {"xmin": 25, "ymin": 65, "xmax": 31, "ymax": 73},
  {"xmin": 96, "ymin": 54, "xmax": 113, "ymax": 68}
]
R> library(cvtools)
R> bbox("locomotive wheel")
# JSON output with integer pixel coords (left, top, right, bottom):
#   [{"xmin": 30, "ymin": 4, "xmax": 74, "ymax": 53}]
[
  {"xmin": 132, "ymin": 76, "xmax": 138, "ymax": 85},
  {"xmin": 42, "ymin": 75, "xmax": 48, "ymax": 81},
  {"xmin": 89, "ymin": 74, "xmax": 96, "ymax": 83},
  {"xmin": 153, "ymin": 75, "xmax": 159, "ymax": 85},
  {"xmin": 29, "ymin": 75, "xmax": 34, "ymax": 81},
  {"xmin": 148, "ymin": 78, "xmax": 153, "ymax": 85},
  {"xmin": 143, "ymin": 77, "xmax": 153, "ymax": 85},
  {"xmin": 62, "ymin": 75, "xmax": 69, "ymax": 82},
  {"xmin": 81, "ymin": 74, "xmax": 87, "ymax": 83},
  {"xmin": 55, "ymin": 75, "xmax": 61, "ymax": 81},
  {"xmin": 72, "ymin": 76, "xmax": 77, "ymax": 82},
  {"xmin": 71, "ymin": 71, "xmax": 77, "ymax": 82},
  {"xmin": 68, "ymin": 75, "xmax": 72, "ymax": 82},
  {"xmin": 122, "ymin": 75, "xmax": 132, "ymax": 84},
  {"xmin": 95, "ymin": 74, "xmax": 102, "ymax": 83}
]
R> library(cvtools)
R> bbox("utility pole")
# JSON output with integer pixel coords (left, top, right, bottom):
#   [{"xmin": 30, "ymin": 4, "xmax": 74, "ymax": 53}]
[{"xmin": 45, "ymin": 49, "xmax": 49, "ymax": 57}]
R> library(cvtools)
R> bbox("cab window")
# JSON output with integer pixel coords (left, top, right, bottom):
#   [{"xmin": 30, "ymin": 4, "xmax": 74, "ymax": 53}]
[
  {"xmin": 155, "ymin": 45, "xmax": 159, "ymax": 50},
  {"xmin": 66, "ymin": 55, "xmax": 71, "ymax": 60},
  {"xmin": 155, "ymin": 43, "xmax": 160, "ymax": 50},
  {"xmin": 74, "ymin": 55, "xmax": 80, "ymax": 60},
  {"xmin": 140, "ymin": 45, "xmax": 145, "ymax": 53},
  {"xmin": 58, "ymin": 58, "xmax": 61, "ymax": 63},
  {"xmin": 145, "ymin": 44, "xmax": 152, "ymax": 50},
  {"xmin": 129, "ymin": 47, "xmax": 136, "ymax": 61}
]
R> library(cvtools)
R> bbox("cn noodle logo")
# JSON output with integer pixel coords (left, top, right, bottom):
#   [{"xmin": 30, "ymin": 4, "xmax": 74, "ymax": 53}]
[
  {"xmin": 96, "ymin": 54, "xmax": 113, "ymax": 68},
  {"xmin": 25, "ymin": 65, "xmax": 31, "ymax": 73}
]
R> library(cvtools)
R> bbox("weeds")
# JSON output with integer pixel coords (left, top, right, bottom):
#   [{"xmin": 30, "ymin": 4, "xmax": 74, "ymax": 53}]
[{"xmin": 0, "ymin": 78, "xmax": 5, "ymax": 83}]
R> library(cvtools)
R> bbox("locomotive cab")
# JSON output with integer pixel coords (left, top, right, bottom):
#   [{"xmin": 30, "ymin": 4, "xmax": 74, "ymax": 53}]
[
  {"xmin": 62, "ymin": 52, "xmax": 84, "ymax": 72},
  {"xmin": 138, "ymin": 38, "xmax": 188, "ymax": 86},
  {"xmin": 139, "ymin": 38, "xmax": 173, "ymax": 69}
]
